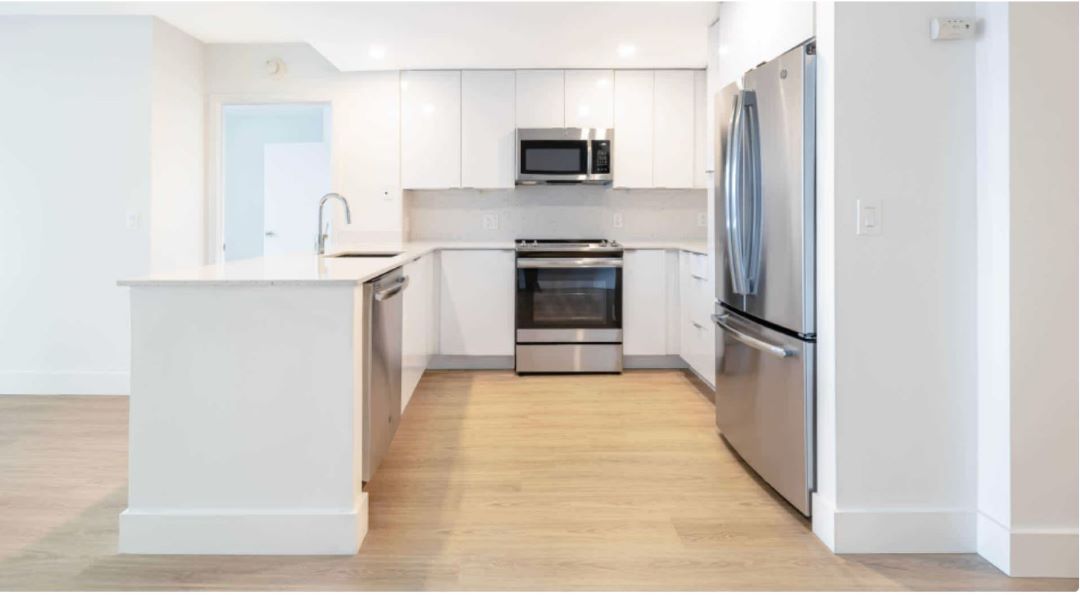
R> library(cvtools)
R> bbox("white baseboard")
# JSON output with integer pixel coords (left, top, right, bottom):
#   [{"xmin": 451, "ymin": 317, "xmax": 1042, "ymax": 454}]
[
  {"xmin": 1011, "ymin": 529, "xmax": 1079, "ymax": 578},
  {"xmin": 118, "ymin": 493, "xmax": 368, "ymax": 555},
  {"xmin": 428, "ymin": 355, "xmax": 514, "ymax": 370},
  {"xmin": 821, "ymin": 506, "xmax": 975, "ymax": 553},
  {"xmin": 811, "ymin": 492, "xmax": 837, "ymax": 550},
  {"xmin": 0, "ymin": 371, "xmax": 129, "ymax": 396},
  {"xmin": 978, "ymin": 512, "xmax": 1079, "ymax": 578},
  {"xmin": 977, "ymin": 511, "xmax": 1012, "ymax": 574}
]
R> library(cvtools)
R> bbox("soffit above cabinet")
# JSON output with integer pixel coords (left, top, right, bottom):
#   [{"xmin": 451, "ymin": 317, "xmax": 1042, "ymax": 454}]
[{"xmin": 4, "ymin": 2, "xmax": 717, "ymax": 71}]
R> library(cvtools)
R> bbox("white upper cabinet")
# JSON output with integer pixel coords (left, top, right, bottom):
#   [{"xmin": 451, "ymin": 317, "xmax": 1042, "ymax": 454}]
[
  {"xmin": 613, "ymin": 70, "xmax": 654, "ymax": 188},
  {"xmin": 693, "ymin": 70, "xmax": 708, "ymax": 189},
  {"xmin": 462, "ymin": 70, "xmax": 516, "ymax": 189},
  {"xmin": 564, "ymin": 70, "xmax": 614, "ymax": 129},
  {"xmin": 705, "ymin": 21, "xmax": 721, "ymax": 172},
  {"xmin": 516, "ymin": 70, "xmax": 564, "ymax": 128},
  {"xmin": 401, "ymin": 70, "xmax": 461, "ymax": 189},
  {"xmin": 653, "ymin": 70, "xmax": 695, "ymax": 189}
]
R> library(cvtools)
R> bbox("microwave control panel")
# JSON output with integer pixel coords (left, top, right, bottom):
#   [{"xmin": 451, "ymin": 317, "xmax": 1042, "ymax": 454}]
[{"xmin": 591, "ymin": 140, "xmax": 611, "ymax": 174}]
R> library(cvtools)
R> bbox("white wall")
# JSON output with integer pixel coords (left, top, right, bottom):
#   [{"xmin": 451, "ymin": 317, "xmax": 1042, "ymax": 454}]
[
  {"xmin": 976, "ymin": 2, "xmax": 1079, "ymax": 578},
  {"xmin": 205, "ymin": 44, "xmax": 404, "ymax": 256},
  {"xmin": 0, "ymin": 16, "xmax": 152, "ymax": 395},
  {"xmin": 150, "ymin": 19, "xmax": 205, "ymax": 272},
  {"xmin": 815, "ymin": 2, "xmax": 978, "ymax": 553},
  {"xmin": 0, "ymin": 16, "xmax": 204, "ymax": 395}
]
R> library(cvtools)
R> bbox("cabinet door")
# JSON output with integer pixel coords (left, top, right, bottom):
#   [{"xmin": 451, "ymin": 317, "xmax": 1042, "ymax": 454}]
[
  {"xmin": 462, "ymin": 70, "xmax": 516, "ymax": 188},
  {"xmin": 402, "ymin": 254, "xmax": 429, "ymax": 410},
  {"xmin": 516, "ymin": 70, "xmax": 564, "ymax": 128},
  {"xmin": 705, "ymin": 21, "xmax": 720, "ymax": 171},
  {"xmin": 564, "ymin": 70, "xmax": 614, "ymax": 129},
  {"xmin": 653, "ymin": 70, "xmax": 695, "ymax": 189},
  {"xmin": 623, "ymin": 249, "xmax": 668, "ymax": 355},
  {"xmin": 439, "ymin": 250, "xmax": 515, "ymax": 356},
  {"xmin": 401, "ymin": 71, "xmax": 461, "ymax": 189},
  {"xmin": 693, "ymin": 70, "xmax": 708, "ymax": 189},
  {"xmin": 679, "ymin": 250, "xmax": 716, "ymax": 386},
  {"xmin": 613, "ymin": 70, "xmax": 654, "ymax": 188}
]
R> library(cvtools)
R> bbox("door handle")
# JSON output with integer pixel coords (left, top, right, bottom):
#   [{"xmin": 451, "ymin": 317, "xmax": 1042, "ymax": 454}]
[
  {"xmin": 264, "ymin": 230, "xmax": 277, "ymax": 238},
  {"xmin": 711, "ymin": 313, "xmax": 791, "ymax": 358},
  {"xmin": 374, "ymin": 276, "xmax": 410, "ymax": 301}
]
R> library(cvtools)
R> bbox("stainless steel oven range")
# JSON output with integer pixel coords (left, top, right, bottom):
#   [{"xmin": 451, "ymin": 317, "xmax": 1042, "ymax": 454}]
[{"xmin": 515, "ymin": 239, "xmax": 623, "ymax": 373}]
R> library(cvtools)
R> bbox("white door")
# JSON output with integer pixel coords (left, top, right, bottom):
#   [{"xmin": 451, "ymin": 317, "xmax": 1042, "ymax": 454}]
[{"xmin": 263, "ymin": 142, "xmax": 331, "ymax": 256}]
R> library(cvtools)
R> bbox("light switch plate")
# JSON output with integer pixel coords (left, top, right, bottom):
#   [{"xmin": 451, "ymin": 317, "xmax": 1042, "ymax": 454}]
[
  {"xmin": 613, "ymin": 213, "xmax": 624, "ymax": 229},
  {"xmin": 857, "ymin": 199, "xmax": 882, "ymax": 236},
  {"xmin": 697, "ymin": 212, "xmax": 707, "ymax": 227},
  {"xmin": 482, "ymin": 213, "xmax": 498, "ymax": 230}
]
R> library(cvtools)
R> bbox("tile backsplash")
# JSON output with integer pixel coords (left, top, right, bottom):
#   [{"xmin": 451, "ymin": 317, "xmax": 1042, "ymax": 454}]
[{"xmin": 406, "ymin": 186, "xmax": 707, "ymax": 241}]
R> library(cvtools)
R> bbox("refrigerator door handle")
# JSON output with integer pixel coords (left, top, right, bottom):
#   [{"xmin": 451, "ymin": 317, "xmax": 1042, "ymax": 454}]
[
  {"xmin": 711, "ymin": 313, "xmax": 792, "ymax": 358},
  {"xmin": 724, "ymin": 92, "xmax": 749, "ymax": 295},
  {"xmin": 741, "ymin": 90, "xmax": 763, "ymax": 293}
]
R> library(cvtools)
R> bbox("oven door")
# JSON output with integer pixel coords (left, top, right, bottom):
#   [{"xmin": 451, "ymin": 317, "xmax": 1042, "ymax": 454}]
[{"xmin": 516, "ymin": 257, "xmax": 622, "ymax": 343}]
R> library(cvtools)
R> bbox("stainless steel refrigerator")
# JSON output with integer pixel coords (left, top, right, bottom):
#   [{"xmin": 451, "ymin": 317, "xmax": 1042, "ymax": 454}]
[{"xmin": 713, "ymin": 40, "xmax": 816, "ymax": 516}]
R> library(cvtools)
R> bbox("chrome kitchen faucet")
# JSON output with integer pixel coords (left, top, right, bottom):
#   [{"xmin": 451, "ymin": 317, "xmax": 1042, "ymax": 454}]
[{"xmin": 316, "ymin": 192, "xmax": 352, "ymax": 255}]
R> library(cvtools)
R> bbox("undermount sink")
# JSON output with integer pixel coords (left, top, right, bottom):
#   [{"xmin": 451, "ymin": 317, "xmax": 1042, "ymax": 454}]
[{"xmin": 328, "ymin": 251, "xmax": 402, "ymax": 258}]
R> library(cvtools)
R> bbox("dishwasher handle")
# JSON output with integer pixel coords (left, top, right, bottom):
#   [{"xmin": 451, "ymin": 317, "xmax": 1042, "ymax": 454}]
[
  {"xmin": 711, "ymin": 313, "xmax": 792, "ymax": 358},
  {"xmin": 374, "ymin": 276, "xmax": 410, "ymax": 301}
]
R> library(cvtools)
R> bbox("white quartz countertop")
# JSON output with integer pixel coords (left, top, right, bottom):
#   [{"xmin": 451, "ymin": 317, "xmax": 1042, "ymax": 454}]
[{"xmin": 118, "ymin": 240, "xmax": 706, "ymax": 286}]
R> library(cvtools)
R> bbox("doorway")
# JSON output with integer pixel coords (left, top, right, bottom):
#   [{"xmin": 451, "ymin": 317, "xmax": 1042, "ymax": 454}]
[{"xmin": 221, "ymin": 103, "xmax": 331, "ymax": 261}]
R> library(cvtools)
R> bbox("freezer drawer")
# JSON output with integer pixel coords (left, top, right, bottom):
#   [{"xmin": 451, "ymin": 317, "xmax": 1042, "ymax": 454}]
[{"xmin": 713, "ymin": 305, "xmax": 814, "ymax": 516}]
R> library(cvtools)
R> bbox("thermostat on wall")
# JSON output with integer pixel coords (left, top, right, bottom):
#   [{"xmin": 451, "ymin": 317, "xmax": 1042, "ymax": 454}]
[{"xmin": 931, "ymin": 17, "xmax": 975, "ymax": 40}]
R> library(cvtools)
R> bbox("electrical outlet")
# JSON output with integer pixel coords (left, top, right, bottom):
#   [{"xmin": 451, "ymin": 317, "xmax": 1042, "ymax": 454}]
[
  {"xmin": 482, "ymin": 213, "xmax": 499, "ymax": 230},
  {"xmin": 126, "ymin": 211, "xmax": 140, "ymax": 230},
  {"xmin": 697, "ymin": 212, "xmax": 707, "ymax": 227},
  {"xmin": 613, "ymin": 212, "xmax": 624, "ymax": 229}
]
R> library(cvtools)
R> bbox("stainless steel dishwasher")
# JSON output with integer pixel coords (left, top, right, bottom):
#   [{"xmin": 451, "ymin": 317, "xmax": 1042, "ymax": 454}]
[{"xmin": 362, "ymin": 267, "xmax": 409, "ymax": 483}]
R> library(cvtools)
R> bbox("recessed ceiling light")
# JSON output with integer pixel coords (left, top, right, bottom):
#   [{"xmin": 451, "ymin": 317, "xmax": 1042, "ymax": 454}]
[
  {"xmin": 596, "ymin": 78, "xmax": 609, "ymax": 88},
  {"xmin": 423, "ymin": 104, "xmax": 435, "ymax": 115},
  {"xmin": 617, "ymin": 44, "xmax": 637, "ymax": 58},
  {"xmin": 369, "ymin": 45, "xmax": 386, "ymax": 60},
  {"xmin": 718, "ymin": 45, "xmax": 730, "ymax": 56}
]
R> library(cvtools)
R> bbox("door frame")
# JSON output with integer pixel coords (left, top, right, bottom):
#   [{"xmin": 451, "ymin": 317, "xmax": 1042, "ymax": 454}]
[{"xmin": 206, "ymin": 94, "xmax": 334, "ymax": 264}]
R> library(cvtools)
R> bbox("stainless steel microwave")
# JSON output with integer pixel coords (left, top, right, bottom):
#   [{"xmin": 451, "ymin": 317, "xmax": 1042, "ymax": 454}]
[{"xmin": 515, "ymin": 128, "xmax": 613, "ymax": 184}]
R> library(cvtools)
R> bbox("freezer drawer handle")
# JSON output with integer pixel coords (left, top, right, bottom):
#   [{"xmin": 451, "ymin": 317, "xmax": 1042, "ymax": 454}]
[{"xmin": 711, "ymin": 313, "xmax": 792, "ymax": 358}]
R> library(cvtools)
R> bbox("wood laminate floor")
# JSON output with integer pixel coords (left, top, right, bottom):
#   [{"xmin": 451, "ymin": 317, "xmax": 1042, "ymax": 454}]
[{"xmin": 0, "ymin": 370, "xmax": 1074, "ymax": 591}]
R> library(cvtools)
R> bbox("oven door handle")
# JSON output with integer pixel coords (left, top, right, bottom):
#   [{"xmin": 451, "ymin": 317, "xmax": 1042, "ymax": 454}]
[{"xmin": 516, "ymin": 257, "xmax": 623, "ymax": 269}]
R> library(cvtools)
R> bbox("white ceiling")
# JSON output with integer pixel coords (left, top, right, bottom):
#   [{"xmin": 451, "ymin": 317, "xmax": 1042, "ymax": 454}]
[{"xmin": 0, "ymin": 1, "xmax": 719, "ymax": 71}]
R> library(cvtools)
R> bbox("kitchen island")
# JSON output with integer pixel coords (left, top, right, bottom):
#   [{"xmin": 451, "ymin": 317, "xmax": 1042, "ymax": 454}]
[
  {"xmin": 117, "ymin": 239, "xmax": 705, "ymax": 555},
  {"xmin": 117, "ymin": 242, "xmax": 505, "ymax": 555}
]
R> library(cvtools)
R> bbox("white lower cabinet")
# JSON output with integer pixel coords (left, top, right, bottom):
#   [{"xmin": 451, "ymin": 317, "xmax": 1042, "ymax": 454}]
[
  {"xmin": 623, "ymin": 250, "xmax": 672, "ymax": 356},
  {"xmin": 402, "ymin": 252, "xmax": 436, "ymax": 411},
  {"xmin": 678, "ymin": 250, "xmax": 715, "ymax": 386},
  {"xmin": 438, "ymin": 249, "xmax": 515, "ymax": 356}
]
